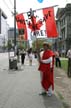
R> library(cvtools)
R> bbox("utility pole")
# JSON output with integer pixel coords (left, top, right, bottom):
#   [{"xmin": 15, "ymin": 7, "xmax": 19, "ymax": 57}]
[{"xmin": 14, "ymin": 0, "xmax": 16, "ymax": 54}]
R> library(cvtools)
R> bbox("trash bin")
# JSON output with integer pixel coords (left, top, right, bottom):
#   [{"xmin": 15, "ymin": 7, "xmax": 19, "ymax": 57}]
[{"xmin": 9, "ymin": 56, "xmax": 17, "ymax": 69}]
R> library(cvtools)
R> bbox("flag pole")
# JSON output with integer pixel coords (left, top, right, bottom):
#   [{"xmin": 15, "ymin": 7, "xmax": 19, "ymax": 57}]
[
  {"xmin": 28, "ymin": 8, "xmax": 40, "ymax": 60},
  {"xmin": 17, "ymin": 5, "xmax": 58, "ymax": 15}
]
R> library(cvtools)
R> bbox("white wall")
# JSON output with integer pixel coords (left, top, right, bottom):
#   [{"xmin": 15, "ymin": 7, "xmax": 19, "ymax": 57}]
[
  {"xmin": 1, "ymin": 16, "xmax": 9, "ymax": 46},
  {"xmin": 0, "ymin": 34, "xmax": 4, "ymax": 46}
]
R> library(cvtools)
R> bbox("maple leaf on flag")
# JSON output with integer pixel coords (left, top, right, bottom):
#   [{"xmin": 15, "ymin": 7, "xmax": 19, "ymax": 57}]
[{"xmin": 28, "ymin": 16, "xmax": 43, "ymax": 31}]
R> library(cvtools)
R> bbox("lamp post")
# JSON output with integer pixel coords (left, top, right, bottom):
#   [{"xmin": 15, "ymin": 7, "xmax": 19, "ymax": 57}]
[{"xmin": 14, "ymin": 0, "xmax": 16, "ymax": 55}]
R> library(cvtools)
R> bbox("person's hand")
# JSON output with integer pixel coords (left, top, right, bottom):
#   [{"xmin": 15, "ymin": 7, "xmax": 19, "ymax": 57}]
[
  {"xmin": 39, "ymin": 60, "xmax": 42, "ymax": 63},
  {"xmin": 39, "ymin": 59, "xmax": 42, "ymax": 63}
]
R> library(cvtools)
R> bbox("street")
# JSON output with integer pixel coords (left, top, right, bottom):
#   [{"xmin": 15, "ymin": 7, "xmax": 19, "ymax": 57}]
[
  {"xmin": 0, "ymin": 52, "xmax": 63, "ymax": 108},
  {"xmin": 0, "ymin": 52, "xmax": 9, "ymax": 71}
]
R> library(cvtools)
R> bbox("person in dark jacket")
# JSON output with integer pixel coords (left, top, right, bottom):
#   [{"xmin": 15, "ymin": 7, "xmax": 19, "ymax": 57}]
[
  {"xmin": 67, "ymin": 46, "xmax": 71, "ymax": 77},
  {"xmin": 55, "ymin": 50, "xmax": 61, "ymax": 68},
  {"xmin": 20, "ymin": 49, "xmax": 26, "ymax": 65}
]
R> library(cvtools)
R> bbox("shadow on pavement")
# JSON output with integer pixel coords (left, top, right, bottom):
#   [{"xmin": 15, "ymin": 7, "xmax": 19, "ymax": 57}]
[{"xmin": 42, "ymin": 94, "xmax": 63, "ymax": 108}]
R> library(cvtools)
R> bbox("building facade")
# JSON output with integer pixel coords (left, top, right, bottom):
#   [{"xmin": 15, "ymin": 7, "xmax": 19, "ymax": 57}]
[
  {"xmin": 8, "ymin": 28, "xmax": 29, "ymax": 49},
  {"xmin": 55, "ymin": 4, "xmax": 71, "ymax": 56},
  {"xmin": 0, "ymin": 8, "xmax": 9, "ymax": 51}
]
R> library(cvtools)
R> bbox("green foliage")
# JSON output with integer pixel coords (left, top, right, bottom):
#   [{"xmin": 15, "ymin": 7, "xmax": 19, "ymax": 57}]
[
  {"xmin": 57, "ymin": 91, "xmax": 64, "ymax": 100},
  {"xmin": 7, "ymin": 40, "xmax": 13, "ymax": 49},
  {"xmin": 57, "ymin": 91, "xmax": 70, "ymax": 108},
  {"xmin": 32, "ymin": 39, "xmax": 45, "ymax": 50},
  {"xmin": 61, "ymin": 59, "xmax": 68, "ymax": 72}
]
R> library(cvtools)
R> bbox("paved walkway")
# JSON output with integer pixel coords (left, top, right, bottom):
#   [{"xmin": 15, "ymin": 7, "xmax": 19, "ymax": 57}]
[
  {"xmin": 0, "ymin": 55, "xmax": 63, "ymax": 108},
  {"xmin": 55, "ymin": 67, "xmax": 71, "ymax": 108}
]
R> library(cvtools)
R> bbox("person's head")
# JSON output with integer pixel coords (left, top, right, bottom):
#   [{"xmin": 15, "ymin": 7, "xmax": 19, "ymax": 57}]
[
  {"xmin": 43, "ymin": 42, "xmax": 51, "ymax": 51},
  {"xmin": 28, "ymin": 48, "xmax": 32, "ymax": 54}
]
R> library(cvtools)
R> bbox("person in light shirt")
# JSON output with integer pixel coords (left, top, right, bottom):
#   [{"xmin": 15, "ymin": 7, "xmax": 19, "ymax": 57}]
[{"xmin": 27, "ymin": 48, "xmax": 33, "ymax": 66}]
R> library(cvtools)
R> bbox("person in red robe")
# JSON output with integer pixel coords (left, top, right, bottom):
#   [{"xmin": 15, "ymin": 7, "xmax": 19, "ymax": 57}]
[{"xmin": 38, "ymin": 42, "xmax": 55, "ymax": 96}]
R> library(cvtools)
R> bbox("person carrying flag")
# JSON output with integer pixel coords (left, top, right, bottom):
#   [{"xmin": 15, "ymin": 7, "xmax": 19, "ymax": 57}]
[{"xmin": 38, "ymin": 42, "xmax": 55, "ymax": 96}]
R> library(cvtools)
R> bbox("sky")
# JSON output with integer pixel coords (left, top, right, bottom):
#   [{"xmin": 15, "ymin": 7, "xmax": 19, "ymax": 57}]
[{"xmin": 0, "ymin": 0, "xmax": 71, "ymax": 27}]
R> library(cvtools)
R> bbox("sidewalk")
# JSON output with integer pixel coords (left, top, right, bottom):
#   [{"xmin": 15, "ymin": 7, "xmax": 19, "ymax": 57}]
[
  {"xmin": 55, "ymin": 67, "xmax": 71, "ymax": 108},
  {"xmin": 0, "ymin": 56, "xmax": 63, "ymax": 108}
]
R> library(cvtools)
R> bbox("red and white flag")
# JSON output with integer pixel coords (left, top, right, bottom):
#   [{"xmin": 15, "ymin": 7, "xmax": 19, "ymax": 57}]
[
  {"xmin": 16, "ymin": 7, "xmax": 58, "ymax": 40},
  {"xmin": 28, "ymin": 16, "xmax": 43, "ymax": 31},
  {"xmin": 28, "ymin": 7, "xmax": 58, "ymax": 38},
  {"xmin": 16, "ymin": 14, "xmax": 28, "ymax": 40}
]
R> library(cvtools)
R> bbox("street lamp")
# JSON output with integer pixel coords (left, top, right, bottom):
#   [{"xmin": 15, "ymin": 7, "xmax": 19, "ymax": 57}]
[{"xmin": 14, "ymin": 0, "xmax": 16, "ymax": 55}]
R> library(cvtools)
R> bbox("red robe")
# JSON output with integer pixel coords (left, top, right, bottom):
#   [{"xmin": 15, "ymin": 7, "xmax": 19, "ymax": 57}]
[{"xmin": 38, "ymin": 50, "xmax": 55, "ymax": 91}]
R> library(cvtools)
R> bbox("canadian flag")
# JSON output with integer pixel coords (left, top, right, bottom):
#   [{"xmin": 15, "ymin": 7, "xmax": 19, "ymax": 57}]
[
  {"xmin": 16, "ymin": 7, "xmax": 58, "ymax": 40},
  {"xmin": 32, "ymin": 7, "xmax": 58, "ymax": 38}
]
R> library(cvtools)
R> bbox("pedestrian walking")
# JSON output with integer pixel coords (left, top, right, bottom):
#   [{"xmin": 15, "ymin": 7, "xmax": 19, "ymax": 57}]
[
  {"xmin": 16, "ymin": 48, "xmax": 20, "ymax": 62},
  {"xmin": 38, "ymin": 42, "xmax": 55, "ymax": 96},
  {"xmin": 55, "ymin": 50, "xmax": 61, "ymax": 68},
  {"xmin": 67, "ymin": 46, "xmax": 71, "ymax": 77},
  {"xmin": 20, "ymin": 49, "xmax": 26, "ymax": 65},
  {"xmin": 27, "ymin": 48, "xmax": 33, "ymax": 66}
]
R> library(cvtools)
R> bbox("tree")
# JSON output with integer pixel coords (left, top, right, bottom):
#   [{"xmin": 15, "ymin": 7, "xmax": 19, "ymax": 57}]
[{"xmin": 32, "ymin": 39, "xmax": 45, "ymax": 51}]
